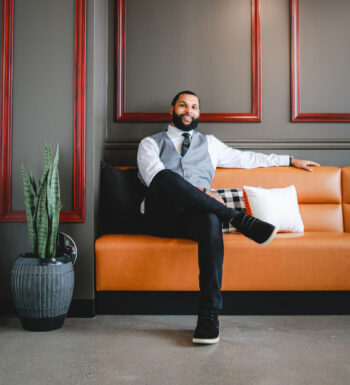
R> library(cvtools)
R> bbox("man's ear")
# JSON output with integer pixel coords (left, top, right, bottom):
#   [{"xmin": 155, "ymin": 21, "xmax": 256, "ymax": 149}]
[{"xmin": 169, "ymin": 105, "xmax": 173, "ymax": 115}]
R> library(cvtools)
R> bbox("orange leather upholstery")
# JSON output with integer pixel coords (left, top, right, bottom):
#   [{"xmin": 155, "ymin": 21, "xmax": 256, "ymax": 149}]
[
  {"xmin": 95, "ymin": 166, "xmax": 350, "ymax": 292},
  {"xmin": 212, "ymin": 166, "xmax": 341, "ymax": 204},
  {"xmin": 299, "ymin": 204, "xmax": 343, "ymax": 232},
  {"xmin": 342, "ymin": 167, "xmax": 350, "ymax": 203},
  {"xmin": 342, "ymin": 167, "xmax": 350, "ymax": 232},
  {"xmin": 96, "ymin": 232, "xmax": 350, "ymax": 291},
  {"xmin": 343, "ymin": 204, "xmax": 350, "ymax": 233}
]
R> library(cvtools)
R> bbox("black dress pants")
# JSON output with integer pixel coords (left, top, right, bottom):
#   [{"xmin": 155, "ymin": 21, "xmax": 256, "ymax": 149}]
[{"xmin": 143, "ymin": 169, "xmax": 236, "ymax": 310}]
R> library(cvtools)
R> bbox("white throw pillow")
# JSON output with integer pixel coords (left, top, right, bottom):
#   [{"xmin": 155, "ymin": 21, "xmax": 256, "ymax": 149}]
[{"xmin": 243, "ymin": 185, "xmax": 304, "ymax": 233}]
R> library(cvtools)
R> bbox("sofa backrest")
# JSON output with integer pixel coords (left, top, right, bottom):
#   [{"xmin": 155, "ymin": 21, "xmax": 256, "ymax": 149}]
[
  {"xmin": 211, "ymin": 166, "xmax": 344, "ymax": 232},
  {"xmin": 342, "ymin": 167, "xmax": 350, "ymax": 232}
]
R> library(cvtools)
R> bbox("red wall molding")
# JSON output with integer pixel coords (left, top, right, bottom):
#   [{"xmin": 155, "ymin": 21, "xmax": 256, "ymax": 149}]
[
  {"xmin": 0, "ymin": 0, "xmax": 86, "ymax": 222},
  {"xmin": 291, "ymin": 0, "xmax": 350, "ymax": 122},
  {"xmin": 115, "ymin": 0, "xmax": 261, "ymax": 123}
]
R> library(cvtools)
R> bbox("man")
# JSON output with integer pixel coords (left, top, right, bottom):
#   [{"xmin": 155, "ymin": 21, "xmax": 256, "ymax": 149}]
[{"xmin": 137, "ymin": 90, "xmax": 320, "ymax": 345}]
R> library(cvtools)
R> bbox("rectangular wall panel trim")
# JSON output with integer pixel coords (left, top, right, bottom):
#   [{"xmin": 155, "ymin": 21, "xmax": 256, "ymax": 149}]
[
  {"xmin": 290, "ymin": 0, "xmax": 350, "ymax": 122},
  {"xmin": 0, "ymin": 0, "xmax": 86, "ymax": 222},
  {"xmin": 115, "ymin": 0, "xmax": 262, "ymax": 123}
]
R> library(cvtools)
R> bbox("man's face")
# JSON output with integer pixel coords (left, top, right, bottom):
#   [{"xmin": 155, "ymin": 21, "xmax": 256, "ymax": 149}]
[{"xmin": 170, "ymin": 93, "xmax": 200, "ymax": 131}]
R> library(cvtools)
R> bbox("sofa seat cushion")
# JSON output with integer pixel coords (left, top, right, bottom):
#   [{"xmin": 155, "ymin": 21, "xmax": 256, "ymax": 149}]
[{"xmin": 95, "ymin": 232, "xmax": 350, "ymax": 291}]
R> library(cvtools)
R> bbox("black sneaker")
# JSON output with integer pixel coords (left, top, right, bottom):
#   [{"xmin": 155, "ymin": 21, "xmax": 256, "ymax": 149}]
[
  {"xmin": 231, "ymin": 212, "xmax": 277, "ymax": 246},
  {"xmin": 192, "ymin": 308, "xmax": 219, "ymax": 344}
]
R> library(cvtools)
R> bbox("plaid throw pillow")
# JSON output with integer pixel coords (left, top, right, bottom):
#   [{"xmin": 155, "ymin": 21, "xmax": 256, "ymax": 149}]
[{"xmin": 211, "ymin": 188, "xmax": 246, "ymax": 233}]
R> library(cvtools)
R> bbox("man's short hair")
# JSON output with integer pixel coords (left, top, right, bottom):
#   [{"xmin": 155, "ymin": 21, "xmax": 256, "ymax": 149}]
[{"xmin": 171, "ymin": 90, "xmax": 200, "ymax": 106}]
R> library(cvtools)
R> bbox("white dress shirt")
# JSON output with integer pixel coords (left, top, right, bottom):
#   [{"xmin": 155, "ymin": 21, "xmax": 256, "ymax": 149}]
[{"xmin": 137, "ymin": 124, "xmax": 290, "ymax": 187}]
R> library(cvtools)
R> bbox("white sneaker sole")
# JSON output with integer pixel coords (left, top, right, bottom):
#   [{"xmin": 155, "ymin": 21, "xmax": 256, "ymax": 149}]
[
  {"xmin": 192, "ymin": 336, "xmax": 219, "ymax": 344},
  {"xmin": 258, "ymin": 227, "xmax": 278, "ymax": 246}
]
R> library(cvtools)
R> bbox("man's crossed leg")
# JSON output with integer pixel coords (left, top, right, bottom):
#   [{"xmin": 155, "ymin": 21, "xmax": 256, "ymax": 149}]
[{"xmin": 143, "ymin": 169, "xmax": 276, "ymax": 344}]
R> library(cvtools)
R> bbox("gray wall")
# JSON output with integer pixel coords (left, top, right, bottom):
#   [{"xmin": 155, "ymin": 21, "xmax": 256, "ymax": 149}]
[
  {"xmin": 0, "ymin": 0, "xmax": 107, "ymax": 303},
  {"xmin": 300, "ymin": 0, "xmax": 350, "ymax": 112},
  {"xmin": 124, "ymin": 0, "xmax": 252, "ymax": 113},
  {"xmin": 106, "ymin": 0, "xmax": 350, "ymax": 166},
  {"xmin": 1, "ymin": 0, "xmax": 350, "ymax": 306}
]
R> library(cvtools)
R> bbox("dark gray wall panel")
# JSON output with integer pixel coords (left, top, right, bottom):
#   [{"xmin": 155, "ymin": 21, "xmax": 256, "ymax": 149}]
[
  {"xmin": 108, "ymin": 0, "xmax": 350, "ymax": 149},
  {"xmin": 125, "ymin": 0, "xmax": 251, "ymax": 113},
  {"xmin": 11, "ymin": 0, "xmax": 74, "ymax": 210},
  {"xmin": 2, "ymin": 0, "xmax": 350, "ymax": 306},
  {"xmin": 300, "ymin": 0, "xmax": 350, "ymax": 113},
  {"xmin": 1, "ymin": 0, "xmax": 108, "ymax": 302},
  {"xmin": 0, "ymin": 224, "xmax": 30, "ymax": 298}
]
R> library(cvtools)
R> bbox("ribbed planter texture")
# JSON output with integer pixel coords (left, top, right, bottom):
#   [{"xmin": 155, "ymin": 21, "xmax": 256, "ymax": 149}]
[{"xmin": 11, "ymin": 255, "xmax": 74, "ymax": 331}]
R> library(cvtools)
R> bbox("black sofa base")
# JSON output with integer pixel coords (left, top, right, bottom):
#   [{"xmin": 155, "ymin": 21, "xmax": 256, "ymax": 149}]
[
  {"xmin": 96, "ymin": 291, "xmax": 350, "ymax": 315},
  {"xmin": 2, "ymin": 292, "xmax": 350, "ymax": 317}
]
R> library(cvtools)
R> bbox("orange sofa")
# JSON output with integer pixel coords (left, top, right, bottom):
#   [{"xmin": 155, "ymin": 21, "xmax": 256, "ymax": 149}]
[{"xmin": 95, "ymin": 166, "xmax": 350, "ymax": 312}]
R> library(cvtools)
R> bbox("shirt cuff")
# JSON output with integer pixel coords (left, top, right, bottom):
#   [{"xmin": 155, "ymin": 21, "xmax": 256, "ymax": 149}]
[{"xmin": 277, "ymin": 155, "xmax": 291, "ymax": 166}]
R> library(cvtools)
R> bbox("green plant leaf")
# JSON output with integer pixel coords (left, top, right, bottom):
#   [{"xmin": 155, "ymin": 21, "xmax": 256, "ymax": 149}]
[
  {"xmin": 32, "ymin": 146, "xmax": 51, "ymax": 248},
  {"xmin": 47, "ymin": 145, "xmax": 62, "ymax": 259},
  {"xmin": 38, "ymin": 144, "xmax": 52, "ymax": 196},
  {"xmin": 21, "ymin": 144, "xmax": 62, "ymax": 259},
  {"xmin": 29, "ymin": 170, "xmax": 37, "ymax": 197},
  {"xmin": 37, "ymin": 202, "xmax": 49, "ymax": 259},
  {"xmin": 36, "ymin": 178, "xmax": 49, "ymax": 259},
  {"xmin": 21, "ymin": 164, "xmax": 37, "ymax": 255}
]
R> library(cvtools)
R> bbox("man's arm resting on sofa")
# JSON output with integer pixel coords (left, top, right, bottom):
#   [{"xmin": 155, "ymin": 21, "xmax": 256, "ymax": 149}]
[
  {"xmin": 290, "ymin": 158, "xmax": 321, "ymax": 172},
  {"xmin": 196, "ymin": 157, "xmax": 321, "ymax": 201}
]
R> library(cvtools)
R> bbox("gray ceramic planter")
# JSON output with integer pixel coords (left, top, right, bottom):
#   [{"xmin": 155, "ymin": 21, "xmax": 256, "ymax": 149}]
[{"xmin": 10, "ymin": 255, "xmax": 74, "ymax": 331}]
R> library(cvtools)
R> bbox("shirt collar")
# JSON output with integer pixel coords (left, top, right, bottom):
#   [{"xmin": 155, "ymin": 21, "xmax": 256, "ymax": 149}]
[{"xmin": 167, "ymin": 124, "xmax": 193, "ymax": 137}]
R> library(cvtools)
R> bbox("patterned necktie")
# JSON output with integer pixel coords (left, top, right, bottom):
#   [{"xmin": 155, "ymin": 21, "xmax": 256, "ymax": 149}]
[{"xmin": 181, "ymin": 133, "xmax": 191, "ymax": 156}]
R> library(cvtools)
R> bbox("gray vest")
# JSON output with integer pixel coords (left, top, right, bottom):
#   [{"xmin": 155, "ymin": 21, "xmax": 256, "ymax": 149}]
[{"xmin": 149, "ymin": 130, "xmax": 215, "ymax": 189}]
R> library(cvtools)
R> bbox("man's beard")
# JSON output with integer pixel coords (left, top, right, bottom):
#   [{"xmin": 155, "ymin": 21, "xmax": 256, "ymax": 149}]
[{"xmin": 171, "ymin": 111, "xmax": 199, "ymax": 132}]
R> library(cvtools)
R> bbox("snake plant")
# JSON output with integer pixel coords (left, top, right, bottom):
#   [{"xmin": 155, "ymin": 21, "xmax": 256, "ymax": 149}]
[{"xmin": 21, "ymin": 144, "xmax": 63, "ymax": 259}]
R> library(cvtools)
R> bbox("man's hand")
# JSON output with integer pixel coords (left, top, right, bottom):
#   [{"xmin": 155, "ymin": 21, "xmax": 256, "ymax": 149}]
[
  {"xmin": 206, "ymin": 190, "xmax": 225, "ymax": 204},
  {"xmin": 291, "ymin": 158, "xmax": 320, "ymax": 172},
  {"xmin": 197, "ymin": 187, "xmax": 225, "ymax": 204}
]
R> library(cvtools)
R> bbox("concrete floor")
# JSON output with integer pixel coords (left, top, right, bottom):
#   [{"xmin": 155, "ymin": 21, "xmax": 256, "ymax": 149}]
[{"xmin": 0, "ymin": 315, "xmax": 349, "ymax": 385}]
